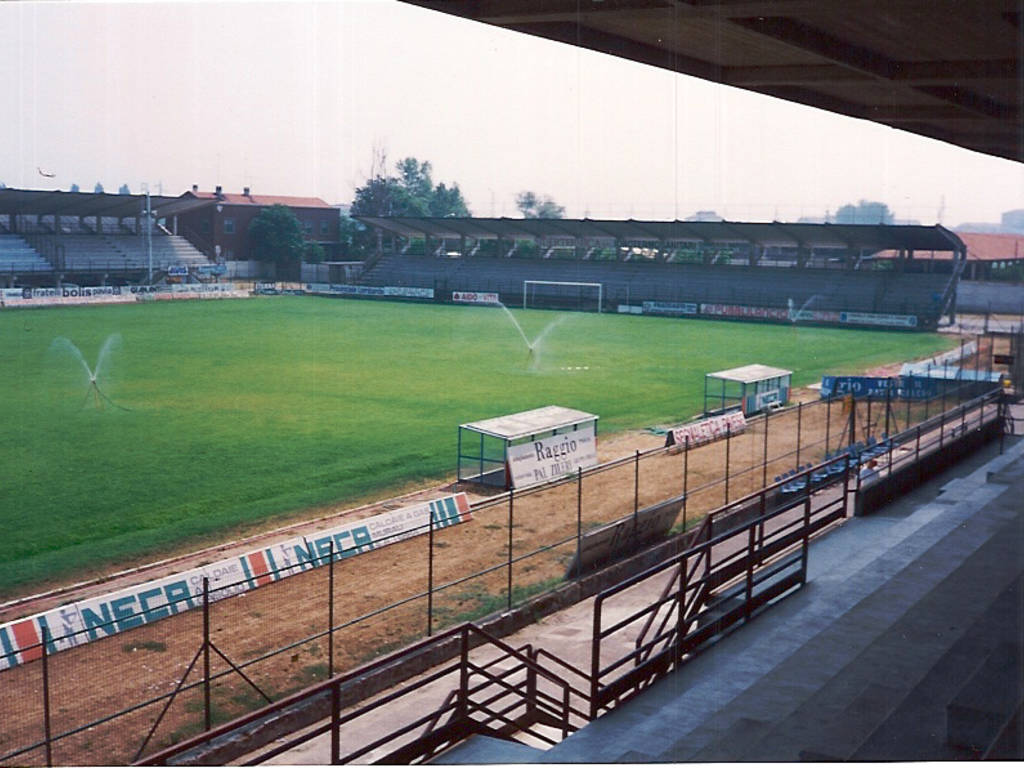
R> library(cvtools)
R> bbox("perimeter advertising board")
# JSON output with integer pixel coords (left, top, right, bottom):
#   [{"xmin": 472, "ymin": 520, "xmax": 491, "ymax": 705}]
[
  {"xmin": 0, "ymin": 493, "xmax": 470, "ymax": 671},
  {"xmin": 665, "ymin": 410, "xmax": 746, "ymax": 448},
  {"xmin": 507, "ymin": 427, "xmax": 597, "ymax": 488},
  {"xmin": 839, "ymin": 311, "xmax": 918, "ymax": 328},
  {"xmin": 452, "ymin": 291, "xmax": 499, "ymax": 304}
]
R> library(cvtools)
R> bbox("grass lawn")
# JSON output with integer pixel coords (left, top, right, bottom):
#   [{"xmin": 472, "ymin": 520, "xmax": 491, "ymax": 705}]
[{"xmin": 0, "ymin": 296, "xmax": 955, "ymax": 596}]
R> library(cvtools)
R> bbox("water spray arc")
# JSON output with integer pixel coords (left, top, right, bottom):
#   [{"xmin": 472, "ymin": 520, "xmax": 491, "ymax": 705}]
[
  {"xmin": 49, "ymin": 334, "xmax": 131, "ymax": 411},
  {"xmin": 494, "ymin": 303, "xmax": 570, "ymax": 369}
]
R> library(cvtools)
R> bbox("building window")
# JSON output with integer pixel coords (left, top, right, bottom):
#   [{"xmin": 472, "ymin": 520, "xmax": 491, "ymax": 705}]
[
  {"xmin": 224, "ymin": 218, "xmax": 235, "ymax": 234},
  {"xmin": 304, "ymin": 221, "xmax": 313, "ymax": 234},
  {"xmin": 320, "ymin": 220, "xmax": 330, "ymax": 236}
]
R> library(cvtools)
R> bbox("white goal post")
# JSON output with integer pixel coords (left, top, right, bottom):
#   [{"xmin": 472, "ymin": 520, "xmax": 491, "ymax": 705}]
[{"xmin": 522, "ymin": 280, "xmax": 603, "ymax": 313}]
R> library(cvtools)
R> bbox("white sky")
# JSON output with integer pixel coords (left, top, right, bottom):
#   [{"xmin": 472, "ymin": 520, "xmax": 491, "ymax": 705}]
[{"xmin": 1, "ymin": 0, "xmax": 1022, "ymax": 226}]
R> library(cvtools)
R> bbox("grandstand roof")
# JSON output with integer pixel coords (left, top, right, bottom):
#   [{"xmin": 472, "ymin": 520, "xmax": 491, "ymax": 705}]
[
  {"xmin": 0, "ymin": 187, "xmax": 335, "ymax": 221},
  {"xmin": 355, "ymin": 216, "xmax": 966, "ymax": 252},
  {"xmin": 878, "ymin": 231, "xmax": 1024, "ymax": 261},
  {"xmin": 0, "ymin": 188, "xmax": 181, "ymax": 220},
  {"xmin": 401, "ymin": 1, "xmax": 1023, "ymax": 164}
]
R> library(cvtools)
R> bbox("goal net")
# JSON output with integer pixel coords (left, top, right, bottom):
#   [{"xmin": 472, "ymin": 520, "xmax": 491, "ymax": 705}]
[{"xmin": 522, "ymin": 280, "xmax": 603, "ymax": 313}]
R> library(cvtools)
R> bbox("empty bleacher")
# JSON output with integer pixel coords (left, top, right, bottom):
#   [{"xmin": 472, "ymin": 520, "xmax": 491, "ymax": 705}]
[
  {"xmin": 55, "ymin": 233, "xmax": 211, "ymax": 274},
  {"xmin": 358, "ymin": 252, "xmax": 949, "ymax": 325},
  {"xmin": 0, "ymin": 235, "xmax": 53, "ymax": 274}
]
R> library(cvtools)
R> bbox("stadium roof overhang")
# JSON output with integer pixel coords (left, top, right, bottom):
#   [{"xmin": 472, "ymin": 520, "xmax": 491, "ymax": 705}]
[
  {"xmin": 401, "ymin": 0, "xmax": 1023, "ymax": 164},
  {"xmin": 354, "ymin": 216, "xmax": 966, "ymax": 253},
  {"xmin": 0, "ymin": 188, "xmax": 195, "ymax": 219}
]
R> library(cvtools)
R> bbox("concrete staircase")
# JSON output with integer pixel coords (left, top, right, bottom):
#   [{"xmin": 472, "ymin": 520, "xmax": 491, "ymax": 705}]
[{"xmin": 517, "ymin": 440, "xmax": 1024, "ymax": 763}]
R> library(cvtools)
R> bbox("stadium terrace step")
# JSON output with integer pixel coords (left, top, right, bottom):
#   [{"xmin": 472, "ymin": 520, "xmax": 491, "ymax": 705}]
[
  {"xmin": 433, "ymin": 734, "xmax": 548, "ymax": 764},
  {"xmin": 539, "ymin": 441, "xmax": 1024, "ymax": 764}
]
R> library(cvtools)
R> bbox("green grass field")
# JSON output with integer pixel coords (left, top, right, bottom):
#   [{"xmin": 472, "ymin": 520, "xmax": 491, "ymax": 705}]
[{"xmin": 0, "ymin": 297, "xmax": 955, "ymax": 597}]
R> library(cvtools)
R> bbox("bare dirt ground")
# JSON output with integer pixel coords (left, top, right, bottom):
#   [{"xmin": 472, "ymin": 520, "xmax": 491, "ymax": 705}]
[{"xmin": 0, "ymin": 335, "xmax": 998, "ymax": 766}]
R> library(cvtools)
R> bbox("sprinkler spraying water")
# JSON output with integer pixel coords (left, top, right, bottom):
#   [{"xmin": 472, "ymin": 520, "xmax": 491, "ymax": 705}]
[
  {"xmin": 49, "ymin": 333, "xmax": 130, "ymax": 411},
  {"xmin": 493, "ymin": 303, "xmax": 570, "ymax": 369},
  {"xmin": 788, "ymin": 295, "xmax": 822, "ymax": 324}
]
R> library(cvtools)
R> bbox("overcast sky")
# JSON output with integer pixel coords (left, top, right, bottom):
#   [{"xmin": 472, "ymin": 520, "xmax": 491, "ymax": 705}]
[{"xmin": 2, "ymin": 0, "xmax": 1021, "ymax": 227}]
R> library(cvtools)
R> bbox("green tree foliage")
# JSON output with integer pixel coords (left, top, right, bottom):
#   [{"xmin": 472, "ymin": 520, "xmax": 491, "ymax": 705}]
[
  {"xmin": 516, "ymin": 190, "xmax": 565, "ymax": 219},
  {"xmin": 69, "ymin": 183, "xmax": 80, "ymax": 193},
  {"xmin": 249, "ymin": 204, "xmax": 305, "ymax": 275},
  {"xmin": 350, "ymin": 154, "xmax": 469, "ymax": 218},
  {"xmin": 835, "ymin": 200, "xmax": 894, "ymax": 225},
  {"xmin": 118, "ymin": 183, "xmax": 130, "ymax": 195},
  {"xmin": 93, "ymin": 182, "xmax": 104, "ymax": 194}
]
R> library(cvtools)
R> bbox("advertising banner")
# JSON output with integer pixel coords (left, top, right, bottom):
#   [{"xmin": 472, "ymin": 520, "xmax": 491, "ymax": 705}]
[
  {"xmin": 642, "ymin": 301, "xmax": 698, "ymax": 316},
  {"xmin": 167, "ymin": 265, "xmax": 189, "ymax": 276},
  {"xmin": 452, "ymin": 291, "xmax": 499, "ymax": 304},
  {"xmin": 0, "ymin": 493, "xmax": 471, "ymax": 671},
  {"xmin": 307, "ymin": 284, "xmax": 434, "ymax": 299},
  {"xmin": 665, "ymin": 410, "xmax": 746, "ymax": 448},
  {"xmin": 507, "ymin": 427, "xmax": 598, "ymax": 488},
  {"xmin": 839, "ymin": 311, "xmax": 918, "ymax": 328},
  {"xmin": 701, "ymin": 303, "xmax": 840, "ymax": 323},
  {"xmin": 820, "ymin": 376, "xmax": 898, "ymax": 399}
]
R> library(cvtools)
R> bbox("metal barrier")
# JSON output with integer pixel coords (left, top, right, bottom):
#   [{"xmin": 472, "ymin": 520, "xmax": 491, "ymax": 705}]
[{"xmin": 137, "ymin": 623, "xmax": 578, "ymax": 766}]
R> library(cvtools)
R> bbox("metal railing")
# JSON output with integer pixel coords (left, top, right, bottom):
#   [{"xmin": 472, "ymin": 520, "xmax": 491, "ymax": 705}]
[{"xmin": 138, "ymin": 623, "xmax": 578, "ymax": 766}]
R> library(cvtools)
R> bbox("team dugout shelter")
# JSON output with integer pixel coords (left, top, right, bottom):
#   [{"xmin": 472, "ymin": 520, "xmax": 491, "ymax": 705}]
[
  {"xmin": 705, "ymin": 364, "xmax": 793, "ymax": 417},
  {"xmin": 458, "ymin": 405, "xmax": 599, "ymax": 489}
]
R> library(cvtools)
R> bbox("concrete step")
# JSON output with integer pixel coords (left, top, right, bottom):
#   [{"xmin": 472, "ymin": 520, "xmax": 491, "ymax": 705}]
[{"xmin": 432, "ymin": 734, "xmax": 547, "ymax": 764}]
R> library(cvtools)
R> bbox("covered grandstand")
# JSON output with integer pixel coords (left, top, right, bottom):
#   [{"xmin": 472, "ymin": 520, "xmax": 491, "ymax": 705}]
[
  {"xmin": 0, "ymin": 187, "xmax": 217, "ymax": 287},
  {"xmin": 354, "ymin": 216, "xmax": 966, "ymax": 330}
]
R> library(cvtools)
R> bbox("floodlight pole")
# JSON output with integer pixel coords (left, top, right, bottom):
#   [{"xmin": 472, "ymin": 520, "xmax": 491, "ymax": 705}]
[{"xmin": 142, "ymin": 183, "xmax": 154, "ymax": 284}]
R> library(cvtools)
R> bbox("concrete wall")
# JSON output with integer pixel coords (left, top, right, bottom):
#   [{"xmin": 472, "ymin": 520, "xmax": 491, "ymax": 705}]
[{"xmin": 957, "ymin": 281, "xmax": 1024, "ymax": 314}]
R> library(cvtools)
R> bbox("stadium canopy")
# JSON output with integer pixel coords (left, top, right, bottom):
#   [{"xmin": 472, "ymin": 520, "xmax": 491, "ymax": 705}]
[
  {"xmin": 0, "ymin": 188, "xmax": 194, "ymax": 220},
  {"xmin": 401, "ymin": 1, "xmax": 1022, "ymax": 164},
  {"xmin": 355, "ymin": 216, "xmax": 965, "ymax": 253},
  {"xmin": 704, "ymin": 364, "xmax": 793, "ymax": 416}
]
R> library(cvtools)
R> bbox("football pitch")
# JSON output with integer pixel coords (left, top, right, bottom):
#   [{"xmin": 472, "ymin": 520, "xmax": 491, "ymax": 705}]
[{"xmin": 0, "ymin": 296, "xmax": 955, "ymax": 597}]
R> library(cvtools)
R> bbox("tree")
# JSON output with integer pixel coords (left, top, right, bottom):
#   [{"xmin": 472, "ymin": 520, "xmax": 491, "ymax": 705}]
[
  {"xmin": 69, "ymin": 183, "xmax": 80, "ymax": 193},
  {"xmin": 834, "ymin": 200, "xmax": 893, "ymax": 225},
  {"xmin": 516, "ymin": 191, "xmax": 565, "ymax": 219},
  {"xmin": 248, "ymin": 204, "xmax": 305, "ymax": 278},
  {"xmin": 94, "ymin": 182, "xmax": 104, "ymax": 194},
  {"xmin": 118, "ymin": 183, "xmax": 130, "ymax": 195},
  {"xmin": 350, "ymin": 152, "xmax": 470, "ymax": 219}
]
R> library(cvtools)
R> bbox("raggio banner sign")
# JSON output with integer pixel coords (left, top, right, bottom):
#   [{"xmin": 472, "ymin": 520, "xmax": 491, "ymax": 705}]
[
  {"xmin": 507, "ymin": 427, "xmax": 598, "ymax": 488},
  {"xmin": 665, "ymin": 410, "xmax": 746, "ymax": 448},
  {"xmin": 0, "ymin": 493, "xmax": 470, "ymax": 671}
]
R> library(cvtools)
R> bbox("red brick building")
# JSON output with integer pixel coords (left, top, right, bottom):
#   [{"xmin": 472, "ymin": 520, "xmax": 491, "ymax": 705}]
[{"xmin": 170, "ymin": 185, "xmax": 340, "ymax": 262}]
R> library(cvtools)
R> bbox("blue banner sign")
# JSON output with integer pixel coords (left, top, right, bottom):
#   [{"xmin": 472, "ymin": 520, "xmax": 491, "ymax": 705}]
[{"xmin": 820, "ymin": 376, "xmax": 898, "ymax": 399}]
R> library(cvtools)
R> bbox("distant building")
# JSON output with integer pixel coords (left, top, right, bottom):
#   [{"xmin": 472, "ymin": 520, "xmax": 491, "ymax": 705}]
[{"xmin": 172, "ymin": 185, "xmax": 340, "ymax": 262}]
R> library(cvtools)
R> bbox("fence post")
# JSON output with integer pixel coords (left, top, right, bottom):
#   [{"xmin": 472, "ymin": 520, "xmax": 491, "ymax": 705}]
[
  {"xmin": 762, "ymin": 409, "xmax": 770, "ymax": 488},
  {"xmin": 330, "ymin": 679, "xmax": 341, "ymax": 764},
  {"xmin": 576, "ymin": 467, "xmax": 583, "ymax": 582},
  {"xmin": 458, "ymin": 627, "xmax": 470, "ymax": 722},
  {"xmin": 744, "ymin": 526, "xmax": 755, "ymax": 621},
  {"xmin": 676, "ymin": 555, "xmax": 688, "ymax": 662},
  {"xmin": 427, "ymin": 503, "xmax": 434, "ymax": 637},
  {"xmin": 866, "ymin": 396, "xmax": 872, "ymax": 441},
  {"xmin": 842, "ymin": 454, "xmax": 851, "ymax": 517},
  {"xmin": 328, "ymin": 541, "xmax": 335, "ymax": 677},
  {"xmin": 796, "ymin": 402, "xmax": 802, "ymax": 467},
  {"xmin": 682, "ymin": 436, "xmax": 690, "ymax": 534},
  {"xmin": 825, "ymin": 395, "xmax": 832, "ymax": 454},
  {"xmin": 942, "ymin": 361, "xmax": 948, "ymax": 415},
  {"xmin": 633, "ymin": 450, "xmax": 640, "ymax": 532},
  {"xmin": 801, "ymin": 492, "xmax": 812, "ymax": 583},
  {"xmin": 905, "ymin": 388, "xmax": 911, "ymax": 433},
  {"xmin": 884, "ymin": 387, "xmax": 891, "ymax": 438},
  {"xmin": 924, "ymin": 364, "xmax": 931, "ymax": 420},
  {"xmin": 507, "ymin": 488, "xmax": 514, "ymax": 612},
  {"xmin": 42, "ymin": 627, "xmax": 52, "ymax": 768},
  {"xmin": 203, "ymin": 577, "xmax": 211, "ymax": 733},
  {"xmin": 916, "ymin": 424, "xmax": 922, "ymax": 484},
  {"xmin": 724, "ymin": 425, "xmax": 732, "ymax": 504}
]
